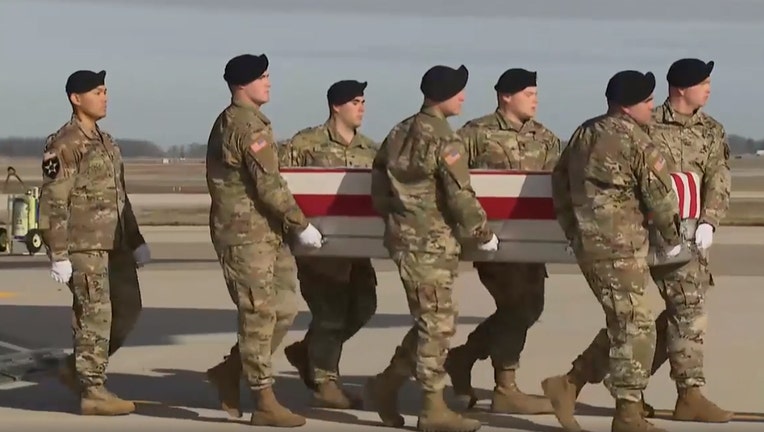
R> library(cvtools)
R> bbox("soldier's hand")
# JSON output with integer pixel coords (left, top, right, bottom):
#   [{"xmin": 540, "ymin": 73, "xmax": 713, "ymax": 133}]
[
  {"xmin": 297, "ymin": 223, "xmax": 324, "ymax": 248},
  {"xmin": 695, "ymin": 223, "xmax": 714, "ymax": 250},
  {"xmin": 50, "ymin": 259, "xmax": 72, "ymax": 284},
  {"xmin": 665, "ymin": 244, "xmax": 682, "ymax": 258},
  {"xmin": 477, "ymin": 233, "xmax": 499, "ymax": 251},
  {"xmin": 133, "ymin": 243, "xmax": 151, "ymax": 268}
]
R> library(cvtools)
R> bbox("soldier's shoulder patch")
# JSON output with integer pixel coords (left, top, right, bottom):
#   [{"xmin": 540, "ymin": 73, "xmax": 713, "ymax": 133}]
[
  {"xmin": 41, "ymin": 151, "xmax": 61, "ymax": 179},
  {"xmin": 653, "ymin": 154, "xmax": 666, "ymax": 172},
  {"xmin": 442, "ymin": 144, "xmax": 462, "ymax": 165},
  {"xmin": 248, "ymin": 137, "xmax": 269, "ymax": 154}
]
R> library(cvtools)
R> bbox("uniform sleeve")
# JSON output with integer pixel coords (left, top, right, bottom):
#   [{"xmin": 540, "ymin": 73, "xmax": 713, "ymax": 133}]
[
  {"xmin": 370, "ymin": 137, "xmax": 392, "ymax": 216},
  {"xmin": 455, "ymin": 123, "xmax": 481, "ymax": 168},
  {"xmin": 119, "ymin": 163, "xmax": 146, "ymax": 250},
  {"xmin": 240, "ymin": 130, "xmax": 309, "ymax": 233},
  {"xmin": 38, "ymin": 145, "xmax": 76, "ymax": 261},
  {"xmin": 635, "ymin": 144, "xmax": 681, "ymax": 246},
  {"xmin": 282, "ymin": 133, "xmax": 310, "ymax": 167},
  {"xmin": 699, "ymin": 124, "xmax": 732, "ymax": 228},
  {"xmin": 437, "ymin": 138, "xmax": 493, "ymax": 243},
  {"xmin": 277, "ymin": 139, "xmax": 293, "ymax": 167},
  {"xmin": 550, "ymin": 143, "xmax": 576, "ymax": 242},
  {"xmin": 542, "ymin": 133, "xmax": 562, "ymax": 171}
]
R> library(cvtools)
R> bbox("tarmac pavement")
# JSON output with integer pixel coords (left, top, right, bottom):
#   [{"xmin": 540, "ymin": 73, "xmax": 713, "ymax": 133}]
[{"xmin": 0, "ymin": 226, "xmax": 762, "ymax": 431}]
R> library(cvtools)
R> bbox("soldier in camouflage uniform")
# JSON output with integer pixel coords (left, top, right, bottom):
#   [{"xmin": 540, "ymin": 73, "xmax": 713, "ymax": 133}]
[
  {"xmin": 366, "ymin": 64, "xmax": 497, "ymax": 432},
  {"xmin": 205, "ymin": 245, "xmax": 299, "ymax": 419},
  {"xmin": 542, "ymin": 59, "xmax": 734, "ymax": 429},
  {"xmin": 205, "ymin": 53, "xmax": 326, "ymax": 427},
  {"xmin": 280, "ymin": 80, "xmax": 378, "ymax": 409},
  {"xmin": 40, "ymin": 70, "xmax": 151, "ymax": 416},
  {"xmin": 445, "ymin": 68, "xmax": 559, "ymax": 414},
  {"xmin": 548, "ymin": 70, "xmax": 684, "ymax": 432}
]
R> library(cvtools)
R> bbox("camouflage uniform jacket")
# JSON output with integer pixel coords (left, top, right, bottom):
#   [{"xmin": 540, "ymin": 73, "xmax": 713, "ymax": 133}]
[
  {"xmin": 648, "ymin": 100, "xmax": 731, "ymax": 228},
  {"xmin": 370, "ymin": 105, "xmax": 493, "ymax": 255},
  {"xmin": 206, "ymin": 98, "xmax": 308, "ymax": 248},
  {"xmin": 551, "ymin": 113, "xmax": 681, "ymax": 261},
  {"xmin": 38, "ymin": 115, "xmax": 145, "ymax": 261},
  {"xmin": 279, "ymin": 121, "xmax": 377, "ymax": 168},
  {"xmin": 457, "ymin": 109, "xmax": 561, "ymax": 170}
]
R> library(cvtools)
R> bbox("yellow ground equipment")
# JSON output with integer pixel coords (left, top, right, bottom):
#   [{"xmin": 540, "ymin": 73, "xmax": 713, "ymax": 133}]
[{"xmin": 0, "ymin": 187, "xmax": 44, "ymax": 255}]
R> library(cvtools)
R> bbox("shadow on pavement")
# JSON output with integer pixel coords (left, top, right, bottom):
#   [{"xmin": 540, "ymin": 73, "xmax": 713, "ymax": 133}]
[
  {"xmin": 1, "ymin": 366, "xmax": 761, "ymax": 428},
  {"xmin": 0, "ymin": 305, "xmax": 484, "ymax": 350},
  {"xmin": 0, "ymin": 367, "xmax": 561, "ymax": 431}
]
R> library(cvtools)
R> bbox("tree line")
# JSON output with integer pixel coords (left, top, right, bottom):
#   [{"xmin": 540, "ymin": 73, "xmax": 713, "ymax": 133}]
[{"xmin": 1, "ymin": 134, "xmax": 764, "ymax": 159}]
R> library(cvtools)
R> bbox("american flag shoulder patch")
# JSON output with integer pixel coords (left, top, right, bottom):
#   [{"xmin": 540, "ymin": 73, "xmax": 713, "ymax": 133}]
[
  {"xmin": 249, "ymin": 138, "xmax": 268, "ymax": 153},
  {"xmin": 443, "ymin": 147, "xmax": 461, "ymax": 165}
]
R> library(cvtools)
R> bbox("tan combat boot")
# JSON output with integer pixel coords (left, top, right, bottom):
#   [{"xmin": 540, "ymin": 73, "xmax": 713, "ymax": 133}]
[
  {"xmin": 672, "ymin": 386, "xmax": 734, "ymax": 422},
  {"xmin": 443, "ymin": 345, "xmax": 478, "ymax": 408},
  {"xmin": 364, "ymin": 370, "xmax": 407, "ymax": 427},
  {"xmin": 491, "ymin": 369, "xmax": 553, "ymax": 414},
  {"xmin": 206, "ymin": 354, "xmax": 242, "ymax": 418},
  {"xmin": 250, "ymin": 386, "xmax": 306, "ymax": 427},
  {"xmin": 80, "ymin": 385, "xmax": 136, "ymax": 416},
  {"xmin": 417, "ymin": 389, "xmax": 482, "ymax": 432},
  {"xmin": 612, "ymin": 399, "xmax": 667, "ymax": 432},
  {"xmin": 284, "ymin": 341, "xmax": 314, "ymax": 389},
  {"xmin": 313, "ymin": 380, "xmax": 362, "ymax": 409},
  {"xmin": 541, "ymin": 374, "xmax": 584, "ymax": 432}
]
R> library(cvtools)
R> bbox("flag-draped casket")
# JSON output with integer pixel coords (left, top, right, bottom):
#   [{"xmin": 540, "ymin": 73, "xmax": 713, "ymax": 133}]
[{"xmin": 281, "ymin": 168, "xmax": 701, "ymax": 266}]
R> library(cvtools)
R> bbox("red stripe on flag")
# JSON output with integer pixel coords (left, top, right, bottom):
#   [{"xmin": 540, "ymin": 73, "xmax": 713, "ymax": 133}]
[
  {"xmin": 685, "ymin": 172, "xmax": 699, "ymax": 219},
  {"xmin": 292, "ymin": 194, "xmax": 556, "ymax": 220},
  {"xmin": 670, "ymin": 173, "xmax": 685, "ymax": 216}
]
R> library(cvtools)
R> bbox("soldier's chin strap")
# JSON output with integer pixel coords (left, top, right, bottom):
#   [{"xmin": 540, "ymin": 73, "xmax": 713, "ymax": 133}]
[{"xmin": 3, "ymin": 166, "xmax": 25, "ymax": 193}]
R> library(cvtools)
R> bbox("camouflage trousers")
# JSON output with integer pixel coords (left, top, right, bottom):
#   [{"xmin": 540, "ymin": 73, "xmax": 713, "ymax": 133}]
[
  {"xmin": 457, "ymin": 262, "xmax": 546, "ymax": 370},
  {"xmin": 382, "ymin": 251, "xmax": 459, "ymax": 392},
  {"xmin": 579, "ymin": 257, "xmax": 657, "ymax": 402},
  {"xmin": 215, "ymin": 243, "xmax": 299, "ymax": 390},
  {"xmin": 296, "ymin": 257, "xmax": 377, "ymax": 384},
  {"xmin": 570, "ymin": 252, "xmax": 711, "ymax": 390},
  {"xmin": 67, "ymin": 249, "xmax": 143, "ymax": 388}
]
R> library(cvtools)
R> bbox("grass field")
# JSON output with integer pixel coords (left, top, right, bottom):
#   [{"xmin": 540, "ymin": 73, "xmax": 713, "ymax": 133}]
[{"xmin": 2, "ymin": 156, "xmax": 764, "ymax": 226}]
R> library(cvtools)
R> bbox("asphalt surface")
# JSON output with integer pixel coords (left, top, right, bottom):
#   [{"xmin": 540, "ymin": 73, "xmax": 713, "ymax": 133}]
[{"xmin": 0, "ymin": 226, "xmax": 762, "ymax": 431}]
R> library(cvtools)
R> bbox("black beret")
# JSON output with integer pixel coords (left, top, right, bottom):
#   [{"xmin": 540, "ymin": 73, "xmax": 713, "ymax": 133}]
[
  {"xmin": 420, "ymin": 64, "xmax": 469, "ymax": 103},
  {"xmin": 666, "ymin": 58, "xmax": 714, "ymax": 88},
  {"xmin": 65, "ymin": 70, "xmax": 106, "ymax": 95},
  {"xmin": 224, "ymin": 54, "xmax": 269, "ymax": 86},
  {"xmin": 605, "ymin": 70, "xmax": 656, "ymax": 107},
  {"xmin": 494, "ymin": 68, "xmax": 537, "ymax": 94},
  {"xmin": 327, "ymin": 80, "xmax": 367, "ymax": 106}
]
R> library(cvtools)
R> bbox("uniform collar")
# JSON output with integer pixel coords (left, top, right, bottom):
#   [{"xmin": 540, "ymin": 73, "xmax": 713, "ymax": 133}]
[{"xmin": 231, "ymin": 97, "xmax": 271, "ymax": 125}]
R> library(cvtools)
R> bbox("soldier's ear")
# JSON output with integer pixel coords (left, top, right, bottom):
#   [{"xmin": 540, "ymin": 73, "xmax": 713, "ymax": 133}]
[{"xmin": 68, "ymin": 92, "xmax": 81, "ymax": 107}]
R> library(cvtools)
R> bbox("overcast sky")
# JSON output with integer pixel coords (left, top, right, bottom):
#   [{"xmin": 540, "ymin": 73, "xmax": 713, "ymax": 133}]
[{"xmin": 2, "ymin": 0, "xmax": 763, "ymax": 147}]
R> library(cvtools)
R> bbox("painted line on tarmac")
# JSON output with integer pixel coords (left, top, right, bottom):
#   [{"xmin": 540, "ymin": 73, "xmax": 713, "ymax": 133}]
[
  {"xmin": 0, "ymin": 339, "xmax": 30, "ymax": 352},
  {"xmin": 168, "ymin": 333, "xmax": 237, "ymax": 344}
]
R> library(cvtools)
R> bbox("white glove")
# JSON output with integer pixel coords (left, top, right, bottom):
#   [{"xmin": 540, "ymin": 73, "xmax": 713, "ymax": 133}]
[
  {"xmin": 50, "ymin": 259, "xmax": 72, "ymax": 284},
  {"xmin": 665, "ymin": 244, "xmax": 682, "ymax": 258},
  {"xmin": 133, "ymin": 243, "xmax": 151, "ymax": 268},
  {"xmin": 477, "ymin": 234, "xmax": 499, "ymax": 251},
  {"xmin": 695, "ymin": 223, "xmax": 714, "ymax": 250},
  {"xmin": 564, "ymin": 244, "xmax": 574, "ymax": 256},
  {"xmin": 297, "ymin": 223, "xmax": 324, "ymax": 248}
]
